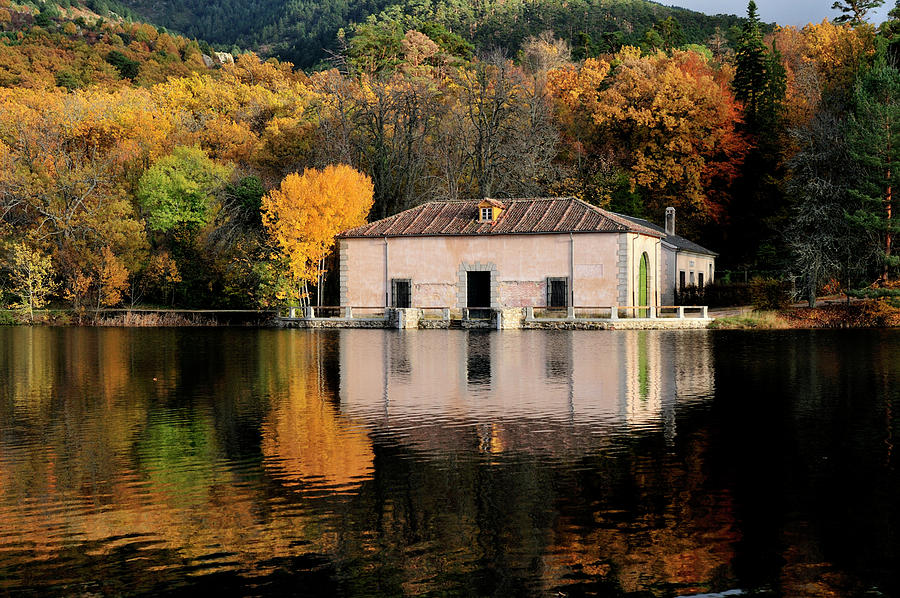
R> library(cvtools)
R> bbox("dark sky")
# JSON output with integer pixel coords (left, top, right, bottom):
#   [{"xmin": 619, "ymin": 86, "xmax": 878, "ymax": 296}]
[{"xmin": 669, "ymin": 0, "xmax": 891, "ymax": 26}]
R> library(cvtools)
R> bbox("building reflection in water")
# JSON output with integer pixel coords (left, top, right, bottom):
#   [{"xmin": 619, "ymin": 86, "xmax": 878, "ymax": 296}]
[
  {"xmin": 337, "ymin": 329, "xmax": 735, "ymax": 596},
  {"xmin": 338, "ymin": 329, "xmax": 715, "ymax": 455},
  {"xmin": 466, "ymin": 331, "xmax": 492, "ymax": 387}
]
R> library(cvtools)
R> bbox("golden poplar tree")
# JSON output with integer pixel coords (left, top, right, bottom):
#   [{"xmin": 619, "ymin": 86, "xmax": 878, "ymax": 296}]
[
  {"xmin": 261, "ymin": 164, "xmax": 373, "ymax": 304},
  {"xmin": 8, "ymin": 243, "xmax": 56, "ymax": 322}
]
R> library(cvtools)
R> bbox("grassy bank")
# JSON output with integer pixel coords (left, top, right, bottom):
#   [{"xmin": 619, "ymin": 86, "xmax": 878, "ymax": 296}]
[
  {"xmin": 708, "ymin": 311, "xmax": 789, "ymax": 329},
  {"xmin": 709, "ymin": 300, "xmax": 900, "ymax": 330}
]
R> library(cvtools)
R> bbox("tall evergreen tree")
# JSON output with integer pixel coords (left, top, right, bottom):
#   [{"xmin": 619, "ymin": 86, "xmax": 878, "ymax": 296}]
[
  {"xmin": 880, "ymin": 1, "xmax": 900, "ymax": 63},
  {"xmin": 718, "ymin": 1, "xmax": 789, "ymax": 272},
  {"xmin": 732, "ymin": 1, "xmax": 785, "ymax": 132},
  {"xmin": 846, "ymin": 63, "xmax": 900, "ymax": 281},
  {"xmin": 832, "ymin": 0, "xmax": 885, "ymax": 26}
]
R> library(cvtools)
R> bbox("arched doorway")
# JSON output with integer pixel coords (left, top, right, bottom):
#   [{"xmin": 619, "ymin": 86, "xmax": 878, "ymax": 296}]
[{"xmin": 638, "ymin": 252, "xmax": 650, "ymax": 318}]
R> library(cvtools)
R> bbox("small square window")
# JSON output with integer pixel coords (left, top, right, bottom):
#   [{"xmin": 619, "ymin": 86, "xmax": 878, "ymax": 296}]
[{"xmin": 480, "ymin": 207, "xmax": 492, "ymax": 221}]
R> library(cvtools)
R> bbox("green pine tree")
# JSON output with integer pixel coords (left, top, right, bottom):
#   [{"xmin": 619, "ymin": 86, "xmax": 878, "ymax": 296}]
[
  {"xmin": 732, "ymin": 1, "xmax": 785, "ymax": 132},
  {"xmin": 832, "ymin": 0, "xmax": 885, "ymax": 26},
  {"xmin": 846, "ymin": 63, "xmax": 900, "ymax": 282},
  {"xmin": 880, "ymin": 1, "xmax": 900, "ymax": 63}
]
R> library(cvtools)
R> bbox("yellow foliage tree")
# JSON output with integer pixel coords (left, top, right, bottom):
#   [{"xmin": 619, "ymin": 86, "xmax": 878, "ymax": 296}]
[
  {"xmin": 7, "ymin": 242, "xmax": 56, "ymax": 322},
  {"xmin": 146, "ymin": 251, "xmax": 182, "ymax": 306},
  {"xmin": 774, "ymin": 20, "xmax": 876, "ymax": 128},
  {"xmin": 261, "ymin": 164, "xmax": 373, "ymax": 305}
]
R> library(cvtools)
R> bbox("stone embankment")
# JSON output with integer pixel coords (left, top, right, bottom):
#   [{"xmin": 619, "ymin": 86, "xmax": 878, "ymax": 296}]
[{"xmin": 277, "ymin": 307, "xmax": 712, "ymax": 330}]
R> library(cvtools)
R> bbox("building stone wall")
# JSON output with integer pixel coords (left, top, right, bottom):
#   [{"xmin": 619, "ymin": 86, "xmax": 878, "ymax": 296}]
[
  {"xmin": 340, "ymin": 233, "xmax": 624, "ymax": 308},
  {"xmin": 661, "ymin": 246, "xmax": 676, "ymax": 306},
  {"xmin": 412, "ymin": 283, "xmax": 456, "ymax": 308},
  {"xmin": 621, "ymin": 233, "xmax": 661, "ymax": 308},
  {"xmin": 616, "ymin": 234, "xmax": 628, "ymax": 306},
  {"xmin": 659, "ymin": 247, "xmax": 716, "ymax": 304},
  {"xmin": 675, "ymin": 252, "xmax": 716, "ymax": 290},
  {"xmin": 499, "ymin": 281, "xmax": 544, "ymax": 307}
]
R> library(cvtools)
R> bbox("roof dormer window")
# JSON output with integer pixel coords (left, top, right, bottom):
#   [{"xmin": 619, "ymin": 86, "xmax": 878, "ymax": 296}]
[{"xmin": 477, "ymin": 199, "xmax": 504, "ymax": 223}]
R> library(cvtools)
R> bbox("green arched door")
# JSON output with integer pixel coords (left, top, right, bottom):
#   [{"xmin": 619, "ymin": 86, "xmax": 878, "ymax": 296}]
[{"xmin": 638, "ymin": 253, "xmax": 649, "ymax": 318}]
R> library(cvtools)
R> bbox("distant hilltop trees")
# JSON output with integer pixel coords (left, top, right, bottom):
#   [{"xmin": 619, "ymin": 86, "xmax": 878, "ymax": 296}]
[{"xmin": 110, "ymin": 0, "xmax": 746, "ymax": 69}]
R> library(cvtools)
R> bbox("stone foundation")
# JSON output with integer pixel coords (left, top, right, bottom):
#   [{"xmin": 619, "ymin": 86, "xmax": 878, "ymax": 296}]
[
  {"xmin": 277, "ymin": 308, "xmax": 712, "ymax": 331},
  {"xmin": 521, "ymin": 318, "xmax": 711, "ymax": 330}
]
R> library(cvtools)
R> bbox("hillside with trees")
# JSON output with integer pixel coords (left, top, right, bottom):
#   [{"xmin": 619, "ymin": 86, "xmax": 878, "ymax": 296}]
[
  {"xmin": 1, "ymin": 0, "xmax": 899, "ymax": 317},
  {"xmin": 0, "ymin": 0, "xmax": 228, "ymax": 88},
  {"xmin": 114, "ymin": 0, "xmax": 746, "ymax": 68}
]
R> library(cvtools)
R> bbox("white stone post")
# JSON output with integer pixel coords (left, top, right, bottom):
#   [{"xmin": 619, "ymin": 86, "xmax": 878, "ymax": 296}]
[
  {"xmin": 344, "ymin": 306, "xmax": 353, "ymax": 319},
  {"xmin": 442, "ymin": 308, "xmax": 450, "ymax": 321},
  {"xmin": 677, "ymin": 306, "xmax": 685, "ymax": 319},
  {"xmin": 702, "ymin": 306, "xmax": 709, "ymax": 319},
  {"xmin": 525, "ymin": 306, "xmax": 534, "ymax": 320},
  {"xmin": 649, "ymin": 306, "xmax": 657, "ymax": 319},
  {"xmin": 566, "ymin": 306, "xmax": 575, "ymax": 320},
  {"xmin": 289, "ymin": 306, "xmax": 296, "ymax": 319},
  {"xmin": 610, "ymin": 306, "xmax": 619, "ymax": 320}
]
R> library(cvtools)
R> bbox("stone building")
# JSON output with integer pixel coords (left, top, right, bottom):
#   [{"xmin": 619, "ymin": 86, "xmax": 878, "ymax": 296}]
[
  {"xmin": 617, "ymin": 208, "xmax": 717, "ymax": 305},
  {"xmin": 337, "ymin": 197, "xmax": 714, "ymax": 310}
]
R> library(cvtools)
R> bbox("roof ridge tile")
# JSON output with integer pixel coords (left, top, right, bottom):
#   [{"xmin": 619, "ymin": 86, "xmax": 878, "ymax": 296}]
[{"xmin": 338, "ymin": 197, "xmax": 665, "ymax": 239}]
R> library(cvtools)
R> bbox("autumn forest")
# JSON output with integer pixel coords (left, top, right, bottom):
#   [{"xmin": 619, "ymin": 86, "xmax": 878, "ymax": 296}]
[{"xmin": 0, "ymin": 0, "xmax": 898, "ymax": 315}]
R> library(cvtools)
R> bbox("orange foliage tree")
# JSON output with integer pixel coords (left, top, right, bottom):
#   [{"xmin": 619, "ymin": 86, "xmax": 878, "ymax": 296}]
[
  {"xmin": 549, "ymin": 48, "xmax": 748, "ymax": 229},
  {"xmin": 95, "ymin": 246, "xmax": 129, "ymax": 308},
  {"xmin": 260, "ymin": 165, "xmax": 373, "ymax": 306}
]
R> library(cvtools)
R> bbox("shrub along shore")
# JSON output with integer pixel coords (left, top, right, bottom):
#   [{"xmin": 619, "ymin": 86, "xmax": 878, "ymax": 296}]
[{"xmin": 0, "ymin": 308, "xmax": 274, "ymax": 327}]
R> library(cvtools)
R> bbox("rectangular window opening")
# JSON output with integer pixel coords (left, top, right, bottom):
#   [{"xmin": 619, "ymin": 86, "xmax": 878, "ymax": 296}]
[
  {"xmin": 679, "ymin": 271, "xmax": 686, "ymax": 290},
  {"xmin": 547, "ymin": 277, "xmax": 569, "ymax": 308},
  {"xmin": 480, "ymin": 207, "xmax": 492, "ymax": 221},
  {"xmin": 392, "ymin": 279, "xmax": 411, "ymax": 308}
]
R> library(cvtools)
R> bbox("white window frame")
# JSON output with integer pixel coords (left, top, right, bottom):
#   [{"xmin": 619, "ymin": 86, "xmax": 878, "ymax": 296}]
[{"xmin": 480, "ymin": 207, "xmax": 492, "ymax": 221}]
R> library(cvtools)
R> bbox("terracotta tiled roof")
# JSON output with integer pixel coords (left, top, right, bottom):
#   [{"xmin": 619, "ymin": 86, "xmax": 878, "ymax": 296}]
[
  {"xmin": 479, "ymin": 198, "xmax": 505, "ymax": 208},
  {"xmin": 615, "ymin": 213, "xmax": 718, "ymax": 256},
  {"xmin": 339, "ymin": 198, "xmax": 663, "ymax": 238}
]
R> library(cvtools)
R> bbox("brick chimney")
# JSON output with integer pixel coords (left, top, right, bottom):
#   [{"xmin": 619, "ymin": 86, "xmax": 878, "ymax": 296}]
[{"xmin": 665, "ymin": 207, "xmax": 675, "ymax": 236}]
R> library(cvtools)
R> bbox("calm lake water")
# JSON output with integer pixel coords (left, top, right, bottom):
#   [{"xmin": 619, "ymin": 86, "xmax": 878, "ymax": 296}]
[{"xmin": 0, "ymin": 327, "xmax": 898, "ymax": 597}]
